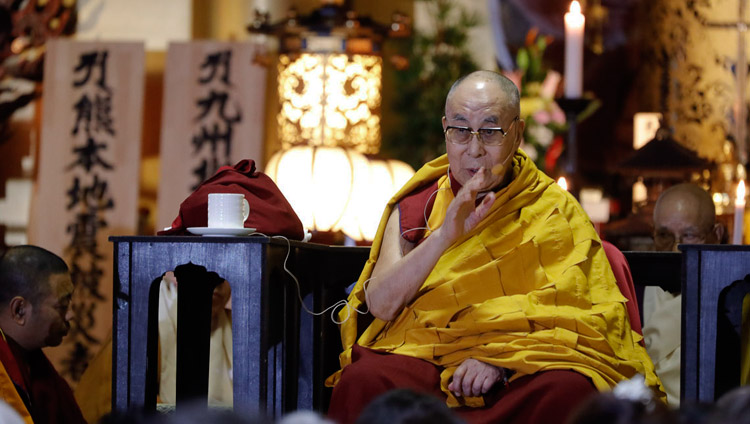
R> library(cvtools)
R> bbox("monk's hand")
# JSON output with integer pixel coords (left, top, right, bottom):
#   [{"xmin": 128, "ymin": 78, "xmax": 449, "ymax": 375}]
[
  {"xmin": 448, "ymin": 359, "xmax": 505, "ymax": 398},
  {"xmin": 439, "ymin": 168, "xmax": 496, "ymax": 244}
]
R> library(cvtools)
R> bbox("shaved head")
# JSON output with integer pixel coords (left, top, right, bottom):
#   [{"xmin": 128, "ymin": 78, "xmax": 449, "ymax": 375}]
[
  {"xmin": 445, "ymin": 71, "xmax": 520, "ymax": 117},
  {"xmin": 653, "ymin": 183, "xmax": 723, "ymax": 251},
  {"xmin": 654, "ymin": 184, "xmax": 715, "ymax": 228},
  {"xmin": 442, "ymin": 70, "xmax": 525, "ymax": 191}
]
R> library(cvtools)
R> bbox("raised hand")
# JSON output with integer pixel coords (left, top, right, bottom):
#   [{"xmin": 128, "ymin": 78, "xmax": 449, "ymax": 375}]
[
  {"xmin": 437, "ymin": 167, "xmax": 497, "ymax": 245},
  {"xmin": 366, "ymin": 167, "xmax": 498, "ymax": 321}
]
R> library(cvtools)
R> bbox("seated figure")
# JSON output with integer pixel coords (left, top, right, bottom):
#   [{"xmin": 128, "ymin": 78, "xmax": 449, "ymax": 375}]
[
  {"xmin": 326, "ymin": 71, "xmax": 663, "ymax": 424},
  {"xmin": 643, "ymin": 183, "xmax": 724, "ymax": 407},
  {"xmin": 0, "ymin": 245, "xmax": 87, "ymax": 423}
]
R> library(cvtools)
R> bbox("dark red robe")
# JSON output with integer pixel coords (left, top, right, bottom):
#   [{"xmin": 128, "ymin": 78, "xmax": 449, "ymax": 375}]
[{"xmin": 0, "ymin": 333, "xmax": 87, "ymax": 424}]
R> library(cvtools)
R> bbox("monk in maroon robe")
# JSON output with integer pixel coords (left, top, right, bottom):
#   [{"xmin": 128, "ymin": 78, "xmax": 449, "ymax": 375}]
[{"xmin": 0, "ymin": 245, "xmax": 86, "ymax": 424}]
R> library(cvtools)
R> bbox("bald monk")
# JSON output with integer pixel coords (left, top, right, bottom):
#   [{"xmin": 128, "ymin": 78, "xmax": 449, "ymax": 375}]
[
  {"xmin": 644, "ymin": 183, "xmax": 724, "ymax": 406},
  {"xmin": 326, "ymin": 71, "xmax": 663, "ymax": 424}
]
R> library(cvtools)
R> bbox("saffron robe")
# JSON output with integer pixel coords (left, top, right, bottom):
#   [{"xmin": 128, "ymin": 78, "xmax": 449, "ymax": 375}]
[
  {"xmin": 327, "ymin": 150, "xmax": 663, "ymax": 408},
  {"xmin": 398, "ymin": 173, "xmax": 644, "ymax": 338},
  {"xmin": 0, "ymin": 331, "xmax": 86, "ymax": 424}
]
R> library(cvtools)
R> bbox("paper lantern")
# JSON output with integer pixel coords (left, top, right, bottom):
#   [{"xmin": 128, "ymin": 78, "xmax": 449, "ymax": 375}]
[{"xmin": 266, "ymin": 146, "xmax": 366, "ymax": 232}]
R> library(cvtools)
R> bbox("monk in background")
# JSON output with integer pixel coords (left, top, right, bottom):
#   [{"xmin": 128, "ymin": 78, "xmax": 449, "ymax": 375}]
[
  {"xmin": 643, "ymin": 183, "xmax": 725, "ymax": 406},
  {"xmin": 0, "ymin": 245, "xmax": 87, "ymax": 424},
  {"xmin": 326, "ymin": 71, "xmax": 663, "ymax": 424}
]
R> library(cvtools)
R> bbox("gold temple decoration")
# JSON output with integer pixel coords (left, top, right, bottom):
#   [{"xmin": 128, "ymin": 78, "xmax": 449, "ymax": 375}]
[{"xmin": 277, "ymin": 53, "xmax": 382, "ymax": 154}]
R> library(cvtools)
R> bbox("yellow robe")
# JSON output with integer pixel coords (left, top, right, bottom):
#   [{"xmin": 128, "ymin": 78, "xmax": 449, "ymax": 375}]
[
  {"xmin": 328, "ymin": 150, "xmax": 663, "ymax": 407},
  {"xmin": 0, "ymin": 360, "xmax": 33, "ymax": 424}
]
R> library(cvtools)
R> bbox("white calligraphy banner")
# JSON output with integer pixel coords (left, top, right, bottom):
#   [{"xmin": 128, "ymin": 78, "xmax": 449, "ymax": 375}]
[
  {"xmin": 29, "ymin": 40, "xmax": 144, "ymax": 382},
  {"xmin": 157, "ymin": 41, "xmax": 267, "ymax": 230}
]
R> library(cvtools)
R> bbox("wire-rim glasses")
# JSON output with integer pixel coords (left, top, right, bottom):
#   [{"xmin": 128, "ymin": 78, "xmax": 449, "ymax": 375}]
[{"xmin": 444, "ymin": 116, "xmax": 520, "ymax": 146}]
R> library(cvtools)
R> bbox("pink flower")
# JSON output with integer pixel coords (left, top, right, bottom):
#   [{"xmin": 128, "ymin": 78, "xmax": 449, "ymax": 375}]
[
  {"xmin": 550, "ymin": 102, "xmax": 566, "ymax": 125},
  {"xmin": 532, "ymin": 110, "xmax": 551, "ymax": 125}
]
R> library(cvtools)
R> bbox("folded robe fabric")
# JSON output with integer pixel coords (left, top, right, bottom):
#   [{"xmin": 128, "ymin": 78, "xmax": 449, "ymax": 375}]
[
  {"xmin": 327, "ymin": 150, "xmax": 663, "ymax": 407},
  {"xmin": 158, "ymin": 159, "xmax": 304, "ymax": 240}
]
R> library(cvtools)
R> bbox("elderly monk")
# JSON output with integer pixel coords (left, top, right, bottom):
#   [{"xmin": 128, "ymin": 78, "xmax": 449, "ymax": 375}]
[
  {"xmin": 0, "ymin": 245, "xmax": 86, "ymax": 424},
  {"xmin": 643, "ymin": 183, "xmax": 724, "ymax": 406},
  {"xmin": 326, "ymin": 71, "xmax": 662, "ymax": 424}
]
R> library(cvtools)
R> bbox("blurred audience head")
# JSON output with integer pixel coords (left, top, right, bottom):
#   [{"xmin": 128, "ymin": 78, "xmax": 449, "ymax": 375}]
[
  {"xmin": 675, "ymin": 401, "xmax": 714, "ymax": 424},
  {"xmin": 567, "ymin": 375, "xmax": 675, "ymax": 424},
  {"xmin": 278, "ymin": 410, "xmax": 334, "ymax": 424},
  {"xmin": 708, "ymin": 385, "xmax": 750, "ymax": 424},
  {"xmin": 355, "ymin": 389, "xmax": 464, "ymax": 424},
  {"xmin": 566, "ymin": 393, "xmax": 675, "ymax": 424},
  {"xmin": 98, "ymin": 403, "xmax": 269, "ymax": 424}
]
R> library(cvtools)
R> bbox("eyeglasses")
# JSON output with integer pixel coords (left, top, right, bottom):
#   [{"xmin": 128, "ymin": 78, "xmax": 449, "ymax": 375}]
[
  {"xmin": 653, "ymin": 229, "xmax": 708, "ymax": 250},
  {"xmin": 444, "ymin": 116, "xmax": 519, "ymax": 146}
]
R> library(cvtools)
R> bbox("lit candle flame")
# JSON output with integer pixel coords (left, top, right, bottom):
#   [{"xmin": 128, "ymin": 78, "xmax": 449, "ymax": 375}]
[
  {"xmin": 737, "ymin": 180, "xmax": 746, "ymax": 207},
  {"xmin": 557, "ymin": 176, "xmax": 568, "ymax": 191},
  {"xmin": 564, "ymin": 1, "xmax": 585, "ymax": 98},
  {"xmin": 569, "ymin": 0, "xmax": 582, "ymax": 14}
]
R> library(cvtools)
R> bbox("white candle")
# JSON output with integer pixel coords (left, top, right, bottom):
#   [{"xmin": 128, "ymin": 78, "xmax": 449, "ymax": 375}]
[
  {"xmin": 564, "ymin": 1, "xmax": 585, "ymax": 98},
  {"xmin": 733, "ymin": 180, "xmax": 745, "ymax": 244},
  {"xmin": 557, "ymin": 176, "xmax": 568, "ymax": 191}
]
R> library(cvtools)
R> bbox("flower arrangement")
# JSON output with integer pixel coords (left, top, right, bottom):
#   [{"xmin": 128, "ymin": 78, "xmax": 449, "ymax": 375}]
[
  {"xmin": 504, "ymin": 29, "xmax": 567, "ymax": 174},
  {"xmin": 382, "ymin": 0, "xmax": 480, "ymax": 169}
]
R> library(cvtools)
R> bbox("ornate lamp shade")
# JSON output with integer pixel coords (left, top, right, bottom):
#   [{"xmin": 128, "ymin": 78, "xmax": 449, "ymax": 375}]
[
  {"xmin": 277, "ymin": 53, "xmax": 382, "ymax": 154},
  {"xmin": 338, "ymin": 157, "xmax": 414, "ymax": 241},
  {"xmin": 266, "ymin": 146, "xmax": 364, "ymax": 232}
]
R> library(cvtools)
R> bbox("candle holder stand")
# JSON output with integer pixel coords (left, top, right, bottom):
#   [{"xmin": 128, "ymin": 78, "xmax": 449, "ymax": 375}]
[{"xmin": 555, "ymin": 96, "xmax": 593, "ymax": 196}]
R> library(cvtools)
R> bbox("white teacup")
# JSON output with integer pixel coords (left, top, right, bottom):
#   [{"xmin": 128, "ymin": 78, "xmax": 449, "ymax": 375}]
[{"xmin": 207, "ymin": 193, "xmax": 249, "ymax": 228}]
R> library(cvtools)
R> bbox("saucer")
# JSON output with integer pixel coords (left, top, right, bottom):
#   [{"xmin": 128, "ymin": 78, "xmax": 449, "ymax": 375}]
[{"xmin": 187, "ymin": 227, "xmax": 256, "ymax": 237}]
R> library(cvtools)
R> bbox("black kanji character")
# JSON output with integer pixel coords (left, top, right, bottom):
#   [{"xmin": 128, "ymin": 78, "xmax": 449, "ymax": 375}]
[
  {"xmin": 68, "ymin": 137, "xmax": 114, "ymax": 172},
  {"xmin": 191, "ymin": 121, "xmax": 234, "ymax": 159},
  {"xmin": 194, "ymin": 90, "xmax": 242, "ymax": 123},
  {"xmin": 66, "ymin": 211, "xmax": 107, "ymax": 255},
  {"xmin": 73, "ymin": 51, "xmax": 110, "ymax": 90},
  {"xmin": 198, "ymin": 50, "xmax": 232, "ymax": 85},
  {"xmin": 66, "ymin": 174, "xmax": 115, "ymax": 211}
]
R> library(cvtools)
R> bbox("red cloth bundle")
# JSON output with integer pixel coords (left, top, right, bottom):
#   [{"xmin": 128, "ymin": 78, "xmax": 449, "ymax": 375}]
[{"xmin": 158, "ymin": 159, "xmax": 304, "ymax": 240}]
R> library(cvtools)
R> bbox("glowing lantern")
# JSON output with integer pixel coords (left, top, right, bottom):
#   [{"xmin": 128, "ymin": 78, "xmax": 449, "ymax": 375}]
[
  {"xmin": 266, "ymin": 148, "xmax": 414, "ymax": 240},
  {"xmin": 266, "ymin": 146, "xmax": 364, "ymax": 232},
  {"xmin": 338, "ymin": 158, "xmax": 414, "ymax": 241}
]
